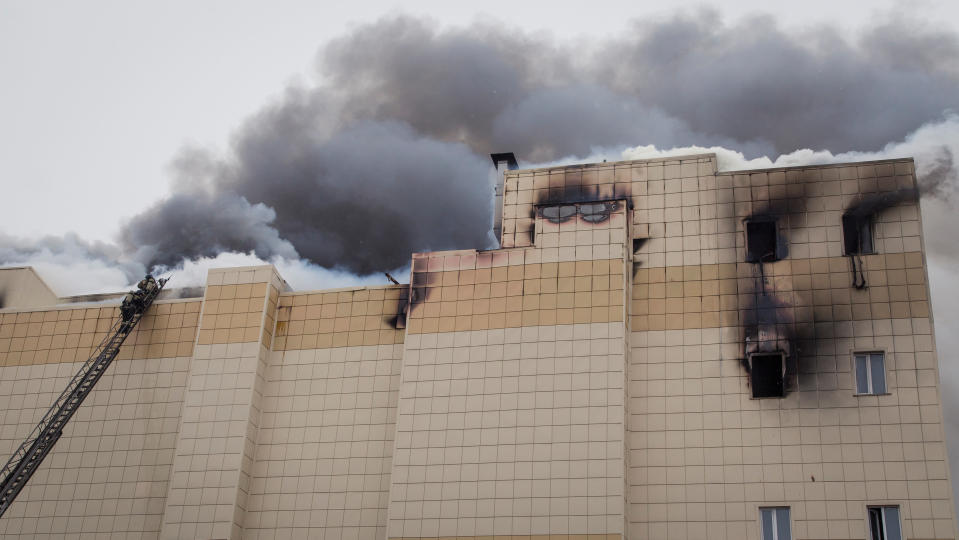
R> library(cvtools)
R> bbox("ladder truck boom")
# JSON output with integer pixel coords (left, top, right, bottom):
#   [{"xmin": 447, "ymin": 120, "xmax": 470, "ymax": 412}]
[{"xmin": 0, "ymin": 275, "xmax": 168, "ymax": 518}]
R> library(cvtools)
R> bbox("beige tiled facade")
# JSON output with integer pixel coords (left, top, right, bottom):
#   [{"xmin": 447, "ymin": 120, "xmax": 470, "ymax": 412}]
[{"xmin": 0, "ymin": 153, "xmax": 954, "ymax": 539}]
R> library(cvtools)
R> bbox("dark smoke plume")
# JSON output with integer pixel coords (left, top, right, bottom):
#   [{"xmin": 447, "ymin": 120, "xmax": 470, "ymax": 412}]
[
  {"xmin": 105, "ymin": 12, "xmax": 959, "ymax": 276},
  {"xmin": 122, "ymin": 120, "xmax": 492, "ymax": 274},
  {"xmin": 4, "ymin": 11, "xmax": 959, "ymax": 278},
  {"xmin": 600, "ymin": 11, "xmax": 959, "ymax": 154},
  {"xmin": 120, "ymin": 191, "xmax": 298, "ymax": 268}
]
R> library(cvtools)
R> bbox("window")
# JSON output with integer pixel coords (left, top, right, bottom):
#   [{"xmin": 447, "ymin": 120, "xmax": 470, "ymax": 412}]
[
  {"xmin": 750, "ymin": 353, "xmax": 785, "ymax": 398},
  {"xmin": 746, "ymin": 220, "xmax": 779, "ymax": 262},
  {"xmin": 855, "ymin": 352, "xmax": 887, "ymax": 395},
  {"xmin": 760, "ymin": 507, "xmax": 791, "ymax": 540},
  {"xmin": 843, "ymin": 213, "xmax": 874, "ymax": 254},
  {"xmin": 868, "ymin": 506, "xmax": 902, "ymax": 540}
]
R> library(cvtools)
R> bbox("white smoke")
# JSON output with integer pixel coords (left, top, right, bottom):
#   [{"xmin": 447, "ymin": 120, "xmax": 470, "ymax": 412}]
[
  {"xmin": 620, "ymin": 112, "xmax": 959, "ymax": 186},
  {"xmin": 152, "ymin": 252, "xmax": 401, "ymax": 291},
  {"xmin": 0, "ymin": 233, "xmax": 145, "ymax": 296},
  {"xmin": 9, "ymin": 257, "xmax": 136, "ymax": 297},
  {"xmin": 2, "ymin": 250, "xmax": 400, "ymax": 298}
]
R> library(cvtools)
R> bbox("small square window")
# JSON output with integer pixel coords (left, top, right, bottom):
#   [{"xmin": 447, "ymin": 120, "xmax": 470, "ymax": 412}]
[
  {"xmin": 746, "ymin": 220, "xmax": 779, "ymax": 262},
  {"xmin": 750, "ymin": 353, "xmax": 785, "ymax": 398},
  {"xmin": 760, "ymin": 507, "xmax": 791, "ymax": 540},
  {"xmin": 843, "ymin": 213, "xmax": 874, "ymax": 254},
  {"xmin": 868, "ymin": 506, "xmax": 902, "ymax": 540},
  {"xmin": 855, "ymin": 352, "xmax": 886, "ymax": 395}
]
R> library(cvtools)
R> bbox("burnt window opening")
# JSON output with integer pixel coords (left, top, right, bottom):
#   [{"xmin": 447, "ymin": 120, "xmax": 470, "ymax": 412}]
[
  {"xmin": 746, "ymin": 220, "xmax": 779, "ymax": 262},
  {"xmin": 842, "ymin": 214, "xmax": 875, "ymax": 255},
  {"xmin": 750, "ymin": 352, "xmax": 785, "ymax": 398}
]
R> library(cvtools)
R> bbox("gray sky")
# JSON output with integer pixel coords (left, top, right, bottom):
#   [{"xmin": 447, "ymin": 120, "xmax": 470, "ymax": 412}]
[{"xmin": 2, "ymin": 0, "xmax": 958, "ymax": 242}]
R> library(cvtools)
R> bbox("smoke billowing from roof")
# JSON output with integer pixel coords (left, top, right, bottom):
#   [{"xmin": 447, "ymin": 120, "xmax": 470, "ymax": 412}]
[
  {"xmin": 121, "ymin": 191, "xmax": 299, "ymax": 267},
  {"xmin": 0, "ymin": 232, "xmax": 146, "ymax": 295},
  {"xmin": 4, "ymin": 10, "xmax": 959, "ymax": 281},
  {"xmin": 122, "ymin": 120, "xmax": 492, "ymax": 274},
  {"xmin": 108, "ymin": 12, "xmax": 959, "ymax": 276}
]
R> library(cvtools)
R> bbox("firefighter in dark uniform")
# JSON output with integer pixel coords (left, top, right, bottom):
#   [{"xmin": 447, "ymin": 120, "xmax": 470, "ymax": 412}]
[
  {"xmin": 137, "ymin": 275, "xmax": 158, "ymax": 295},
  {"xmin": 121, "ymin": 275, "xmax": 159, "ymax": 324},
  {"xmin": 120, "ymin": 292, "xmax": 139, "ymax": 323}
]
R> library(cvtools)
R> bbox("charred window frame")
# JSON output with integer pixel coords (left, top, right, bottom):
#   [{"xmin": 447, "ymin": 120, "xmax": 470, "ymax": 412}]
[
  {"xmin": 749, "ymin": 352, "xmax": 786, "ymax": 398},
  {"xmin": 868, "ymin": 506, "xmax": 902, "ymax": 540},
  {"xmin": 854, "ymin": 351, "xmax": 887, "ymax": 395},
  {"xmin": 759, "ymin": 507, "xmax": 792, "ymax": 540},
  {"xmin": 746, "ymin": 219, "xmax": 780, "ymax": 262},
  {"xmin": 843, "ymin": 213, "xmax": 875, "ymax": 255}
]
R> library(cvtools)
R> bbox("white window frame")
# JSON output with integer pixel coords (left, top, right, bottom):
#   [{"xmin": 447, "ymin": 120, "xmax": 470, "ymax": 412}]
[
  {"xmin": 759, "ymin": 506, "xmax": 792, "ymax": 540},
  {"xmin": 854, "ymin": 351, "xmax": 888, "ymax": 395},
  {"xmin": 867, "ymin": 505, "xmax": 902, "ymax": 540}
]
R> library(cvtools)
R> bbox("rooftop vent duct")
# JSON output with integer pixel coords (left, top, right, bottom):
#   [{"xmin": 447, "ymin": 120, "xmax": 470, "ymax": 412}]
[{"xmin": 490, "ymin": 152, "xmax": 518, "ymax": 245}]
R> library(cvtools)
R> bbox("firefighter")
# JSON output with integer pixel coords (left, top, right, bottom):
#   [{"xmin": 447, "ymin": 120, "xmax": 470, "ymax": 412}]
[
  {"xmin": 137, "ymin": 274, "xmax": 158, "ymax": 295},
  {"xmin": 120, "ymin": 292, "xmax": 138, "ymax": 323}
]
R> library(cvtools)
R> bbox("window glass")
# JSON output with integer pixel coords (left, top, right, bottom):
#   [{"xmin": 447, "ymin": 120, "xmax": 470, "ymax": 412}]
[
  {"xmin": 869, "ymin": 506, "xmax": 902, "ymax": 540},
  {"xmin": 856, "ymin": 355, "xmax": 869, "ymax": 394},
  {"xmin": 761, "ymin": 509, "xmax": 774, "ymax": 540},
  {"xmin": 856, "ymin": 352, "xmax": 886, "ymax": 395},
  {"xmin": 870, "ymin": 353, "xmax": 887, "ymax": 394},
  {"xmin": 775, "ymin": 507, "xmax": 791, "ymax": 540},
  {"xmin": 883, "ymin": 507, "xmax": 902, "ymax": 540},
  {"xmin": 760, "ymin": 507, "xmax": 791, "ymax": 540}
]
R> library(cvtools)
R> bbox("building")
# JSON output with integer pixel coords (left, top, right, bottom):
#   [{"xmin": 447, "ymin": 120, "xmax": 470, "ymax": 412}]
[{"xmin": 0, "ymin": 153, "xmax": 955, "ymax": 540}]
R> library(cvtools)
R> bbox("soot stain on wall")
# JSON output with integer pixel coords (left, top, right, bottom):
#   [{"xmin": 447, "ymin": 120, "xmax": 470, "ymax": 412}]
[
  {"xmin": 739, "ymin": 273, "xmax": 817, "ymax": 395},
  {"xmin": 387, "ymin": 258, "xmax": 438, "ymax": 329},
  {"xmin": 738, "ymin": 185, "xmax": 815, "ymax": 394},
  {"xmin": 532, "ymin": 175, "xmax": 633, "ymax": 208},
  {"xmin": 844, "ymin": 187, "xmax": 918, "ymax": 218}
]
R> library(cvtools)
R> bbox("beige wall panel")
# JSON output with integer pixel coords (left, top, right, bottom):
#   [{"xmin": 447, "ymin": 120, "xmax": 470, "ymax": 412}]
[
  {"xmin": 620, "ymin": 157, "xmax": 955, "ymax": 539},
  {"xmin": 627, "ymin": 319, "xmax": 954, "ymax": 540},
  {"xmin": 0, "ymin": 267, "xmax": 57, "ymax": 310},
  {"xmin": 273, "ymin": 285, "xmax": 407, "ymax": 351},
  {"xmin": 0, "ymin": 355, "xmax": 191, "ymax": 539},
  {"xmin": 0, "ymin": 154, "xmax": 952, "ymax": 540},
  {"xmin": 160, "ymin": 265, "xmax": 283, "ymax": 540},
  {"xmin": 388, "ymin": 323, "xmax": 628, "ymax": 538},
  {"xmin": 243, "ymin": 343, "xmax": 403, "ymax": 540},
  {"xmin": 630, "ymin": 253, "xmax": 930, "ymax": 332},
  {"xmin": 0, "ymin": 299, "xmax": 200, "ymax": 367}
]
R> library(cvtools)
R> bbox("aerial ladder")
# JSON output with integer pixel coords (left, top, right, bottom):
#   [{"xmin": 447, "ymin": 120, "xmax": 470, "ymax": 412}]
[{"xmin": 0, "ymin": 275, "xmax": 168, "ymax": 518}]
